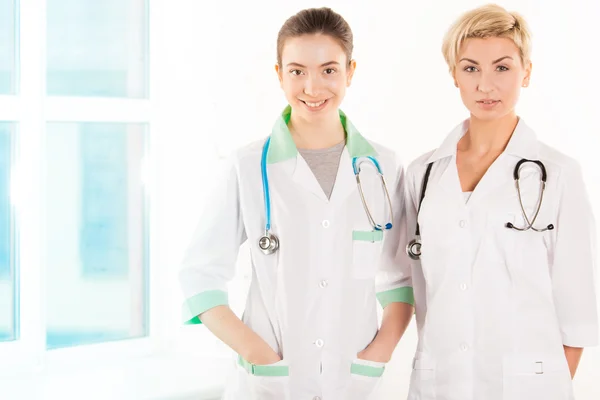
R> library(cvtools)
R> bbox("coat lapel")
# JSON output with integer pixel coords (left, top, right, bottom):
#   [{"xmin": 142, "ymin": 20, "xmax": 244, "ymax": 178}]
[
  {"xmin": 466, "ymin": 118, "xmax": 540, "ymax": 205},
  {"xmin": 291, "ymin": 153, "xmax": 329, "ymax": 202},
  {"xmin": 435, "ymin": 157, "xmax": 463, "ymax": 199},
  {"xmin": 467, "ymin": 153, "xmax": 514, "ymax": 205},
  {"xmin": 328, "ymin": 148, "xmax": 357, "ymax": 205}
]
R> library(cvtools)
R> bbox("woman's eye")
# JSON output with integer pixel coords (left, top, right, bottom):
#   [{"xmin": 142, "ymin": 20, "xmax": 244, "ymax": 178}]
[
  {"xmin": 464, "ymin": 66, "xmax": 478, "ymax": 72},
  {"xmin": 324, "ymin": 68, "xmax": 336, "ymax": 74},
  {"xmin": 290, "ymin": 69, "xmax": 303, "ymax": 76},
  {"xmin": 497, "ymin": 65, "xmax": 509, "ymax": 72}
]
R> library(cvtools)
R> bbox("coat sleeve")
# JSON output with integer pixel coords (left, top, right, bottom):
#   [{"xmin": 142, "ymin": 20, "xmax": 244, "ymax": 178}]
[
  {"xmin": 550, "ymin": 160, "xmax": 599, "ymax": 347},
  {"xmin": 375, "ymin": 154, "xmax": 414, "ymax": 308},
  {"xmin": 178, "ymin": 155, "xmax": 247, "ymax": 324}
]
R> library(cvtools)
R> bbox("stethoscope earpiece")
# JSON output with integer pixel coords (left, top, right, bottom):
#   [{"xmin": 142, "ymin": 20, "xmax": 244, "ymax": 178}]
[{"xmin": 506, "ymin": 221, "xmax": 554, "ymax": 231}]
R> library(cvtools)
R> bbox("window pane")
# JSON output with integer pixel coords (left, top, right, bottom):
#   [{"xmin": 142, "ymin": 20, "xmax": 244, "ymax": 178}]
[
  {"xmin": 0, "ymin": 0, "xmax": 17, "ymax": 94},
  {"xmin": 45, "ymin": 123, "xmax": 148, "ymax": 349},
  {"xmin": 47, "ymin": 0, "xmax": 148, "ymax": 98},
  {"xmin": 0, "ymin": 122, "xmax": 16, "ymax": 342}
]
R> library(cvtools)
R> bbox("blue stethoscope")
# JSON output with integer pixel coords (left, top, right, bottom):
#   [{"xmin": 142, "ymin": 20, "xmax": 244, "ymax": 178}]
[{"xmin": 259, "ymin": 137, "xmax": 394, "ymax": 255}]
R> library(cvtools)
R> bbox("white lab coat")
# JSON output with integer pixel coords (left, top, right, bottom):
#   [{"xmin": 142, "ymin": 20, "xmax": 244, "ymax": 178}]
[
  {"xmin": 405, "ymin": 118, "xmax": 599, "ymax": 400},
  {"xmin": 179, "ymin": 108, "xmax": 413, "ymax": 400}
]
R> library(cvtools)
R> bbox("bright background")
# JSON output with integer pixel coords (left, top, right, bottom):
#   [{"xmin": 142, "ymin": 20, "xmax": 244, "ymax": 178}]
[{"xmin": 0, "ymin": 0, "xmax": 598, "ymax": 399}]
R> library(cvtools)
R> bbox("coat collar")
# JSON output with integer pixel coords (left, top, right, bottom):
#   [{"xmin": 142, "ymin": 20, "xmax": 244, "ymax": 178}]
[
  {"xmin": 266, "ymin": 105, "xmax": 377, "ymax": 164},
  {"xmin": 425, "ymin": 117, "xmax": 539, "ymax": 164}
]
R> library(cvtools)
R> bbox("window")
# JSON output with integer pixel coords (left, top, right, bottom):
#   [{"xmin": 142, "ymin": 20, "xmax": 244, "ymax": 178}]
[
  {"xmin": 1, "ymin": 1, "xmax": 232, "ymax": 397},
  {"xmin": 0, "ymin": 123, "xmax": 16, "ymax": 343},
  {"xmin": 0, "ymin": 2, "xmax": 227, "ymax": 397},
  {"xmin": 45, "ymin": 123, "xmax": 148, "ymax": 349},
  {"xmin": 46, "ymin": 0, "xmax": 148, "ymax": 98},
  {"xmin": 0, "ymin": 0, "xmax": 17, "ymax": 94},
  {"xmin": 42, "ymin": 0, "xmax": 149, "ymax": 350}
]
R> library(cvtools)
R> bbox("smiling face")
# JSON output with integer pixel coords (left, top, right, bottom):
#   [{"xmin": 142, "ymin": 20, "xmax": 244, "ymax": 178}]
[
  {"xmin": 275, "ymin": 33, "xmax": 356, "ymax": 122},
  {"xmin": 453, "ymin": 37, "xmax": 531, "ymax": 122}
]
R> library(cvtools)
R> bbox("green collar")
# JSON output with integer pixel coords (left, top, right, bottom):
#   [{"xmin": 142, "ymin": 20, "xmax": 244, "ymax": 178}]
[{"xmin": 267, "ymin": 105, "xmax": 377, "ymax": 164}]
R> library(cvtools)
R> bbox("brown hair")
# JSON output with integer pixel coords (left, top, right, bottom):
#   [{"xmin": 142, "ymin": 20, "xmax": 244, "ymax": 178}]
[{"xmin": 276, "ymin": 7, "xmax": 354, "ymax": 66}]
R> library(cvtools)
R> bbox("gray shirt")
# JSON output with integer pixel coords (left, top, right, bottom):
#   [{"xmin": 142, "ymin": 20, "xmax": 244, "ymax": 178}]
[{"xmin": 298, "ymin": 140, "xmax": 345, "ymax": 199}]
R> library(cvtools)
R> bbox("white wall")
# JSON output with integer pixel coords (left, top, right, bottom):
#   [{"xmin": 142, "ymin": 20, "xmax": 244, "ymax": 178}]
[{"xmin": 161, "ymin": 0, "xmax": 600, "ymax": 398}]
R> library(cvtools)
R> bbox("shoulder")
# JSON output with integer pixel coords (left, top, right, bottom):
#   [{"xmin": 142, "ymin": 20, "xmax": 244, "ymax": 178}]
[
  {"xmin": 537, "ymin": 141, "xmax": 581, "ymax": 170},
  {"xmin": 366, "ymin": 139, "xmax": 404, "ymax": 173},
  {"xmin": 536, "ymin": 141, "xmax": 584, "ymax": 186},
  {"xmin": 407, "ymin": 149, "xmax": 437, "ymax": 172},
  {"xmin": 405, "ymin": 149, "xmax": 437, "ymax": 192},
  {"xmin": 226, "ymin": 138, "xmax": 266, "ymax": 173}
]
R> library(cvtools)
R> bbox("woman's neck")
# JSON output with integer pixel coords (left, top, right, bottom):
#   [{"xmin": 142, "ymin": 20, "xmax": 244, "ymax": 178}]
[
  {"xmin": 288, "ymin": 112, "xmax": 345, "ymax": 150},
  {"xmin": 459, "ymin": 112, "xmax": 519, "ymax": 156}
]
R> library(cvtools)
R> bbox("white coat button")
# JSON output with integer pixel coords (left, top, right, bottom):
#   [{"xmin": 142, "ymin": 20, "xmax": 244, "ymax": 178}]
[
  {"xmin": 313, "ymin": 397, "xmax": 322, "ymax": 400},
  {"xmin": 322, "ymin": 220, "xmax": 330, "ymax": 228},
  {"xmin": 460, "ymin": 283, "xmax": 468, "ymax": 291},
  {"xmin": 460, "ymin": 343, "xmax": 469, "ymax": 352},
  {"xmin": 315, "ymin": 339, "xmax": 324, "ymax": 348},
  {"xmin": 459, "ymin": 220, "xmax": 466, "ymax": 228},
  {"xmin": 319, "ymin": 280, "xmax": 328, "ymax": 288}
]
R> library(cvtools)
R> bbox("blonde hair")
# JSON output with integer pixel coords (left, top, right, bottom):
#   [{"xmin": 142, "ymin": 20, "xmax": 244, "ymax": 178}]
[{"xmin": 442, "ymin": 4, "xmax": 532, "ymax": 72}]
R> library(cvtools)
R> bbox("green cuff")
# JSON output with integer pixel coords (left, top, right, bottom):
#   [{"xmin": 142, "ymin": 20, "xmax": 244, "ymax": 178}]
[
  {"xmin": 182, "ymin": 290, "xmax": 228, "ymax": 325},
  {"xmin": 376, "ymin": 286, "xmax": 414, "ymax": 308},
  {"xmin": 350, "ymin": 362, "xmax": 385, "ymax": 377},
  {"xmin": 238, "ymin": 355, "xmax": 289, "ymax": 376}
]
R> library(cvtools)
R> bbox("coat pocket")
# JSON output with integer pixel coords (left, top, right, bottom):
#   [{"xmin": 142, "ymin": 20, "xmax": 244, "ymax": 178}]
[
  {"xmin": 352, "ymin": 230, "xmax": 383, "ymax": 279},
  {"xmin": 344, "ymin": 358, "xmax": 386, "ymax": 400},
  {"xmin": 502, "ymin": 353, "xmax": 574, "ymax": 400},
  {"xmin": 238, "ymin": 356, "xmax": 291, "ymax": 400},
  {"xmin": 408, "ymin": 351, "xmax": 436, "ymax": 400}
]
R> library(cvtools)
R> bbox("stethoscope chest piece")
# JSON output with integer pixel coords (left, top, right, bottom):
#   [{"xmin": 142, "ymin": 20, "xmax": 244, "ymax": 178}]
[
  {"xmin": 406, "ymin": 236, "xmax": 422, "ymax": 260},
  {"xmin": 259, "ymin": 231, "xmax": 279, "ymax": 255}
]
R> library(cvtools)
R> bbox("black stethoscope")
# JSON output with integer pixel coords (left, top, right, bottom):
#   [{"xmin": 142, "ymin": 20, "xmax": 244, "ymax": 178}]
[{"xmin": 406, "ymin": 159, "xmax": 555, "ymax": 261}]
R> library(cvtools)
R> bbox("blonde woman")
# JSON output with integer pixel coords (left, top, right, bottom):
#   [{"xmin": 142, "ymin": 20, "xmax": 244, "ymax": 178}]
[{"xmin": 404, "ymin": 4, "xmax": 598, "ymax": 400}]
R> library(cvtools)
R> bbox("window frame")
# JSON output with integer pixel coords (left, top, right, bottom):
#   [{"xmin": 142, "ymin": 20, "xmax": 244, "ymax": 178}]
[{"xmin": 0, "ymin": 0, "xmax": 165, "ymax": 373}]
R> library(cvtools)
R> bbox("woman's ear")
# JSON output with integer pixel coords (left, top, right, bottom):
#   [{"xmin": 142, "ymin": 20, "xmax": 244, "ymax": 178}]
[
  {"xmin": 346, "ymin": 59, "xmax": 357, "ymax": 87},
  {"xmin": 522, "ymin": 61, "xmax": 532, "ymax": 87},
  {"xmin": 275, "ymin": 63, "xmax": 283, "ymax": 87}
]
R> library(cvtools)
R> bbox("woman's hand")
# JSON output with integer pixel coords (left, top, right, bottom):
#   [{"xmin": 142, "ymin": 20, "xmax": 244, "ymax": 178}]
[
  {"xmin": 357, "ymin": 343, "xmax": 392, "ymax": 363},
  {"xmin": 245, "ymin": 346, "xmax": 282, "ymax": 366},
  {"xmin": 356, "ymin": 302, "xmax": 413, "ymax": 363}
]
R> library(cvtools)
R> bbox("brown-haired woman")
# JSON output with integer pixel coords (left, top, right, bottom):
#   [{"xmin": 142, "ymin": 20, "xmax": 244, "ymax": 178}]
[{"xmin": 179, "ymin": 7, "xmax": 414, "ymax": 400}]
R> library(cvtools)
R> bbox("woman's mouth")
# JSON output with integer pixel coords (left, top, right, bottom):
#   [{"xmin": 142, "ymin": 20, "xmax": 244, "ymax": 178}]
[{"xmin": 300, "ymin": 98, "xmax": 329, "ymax": 111}]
